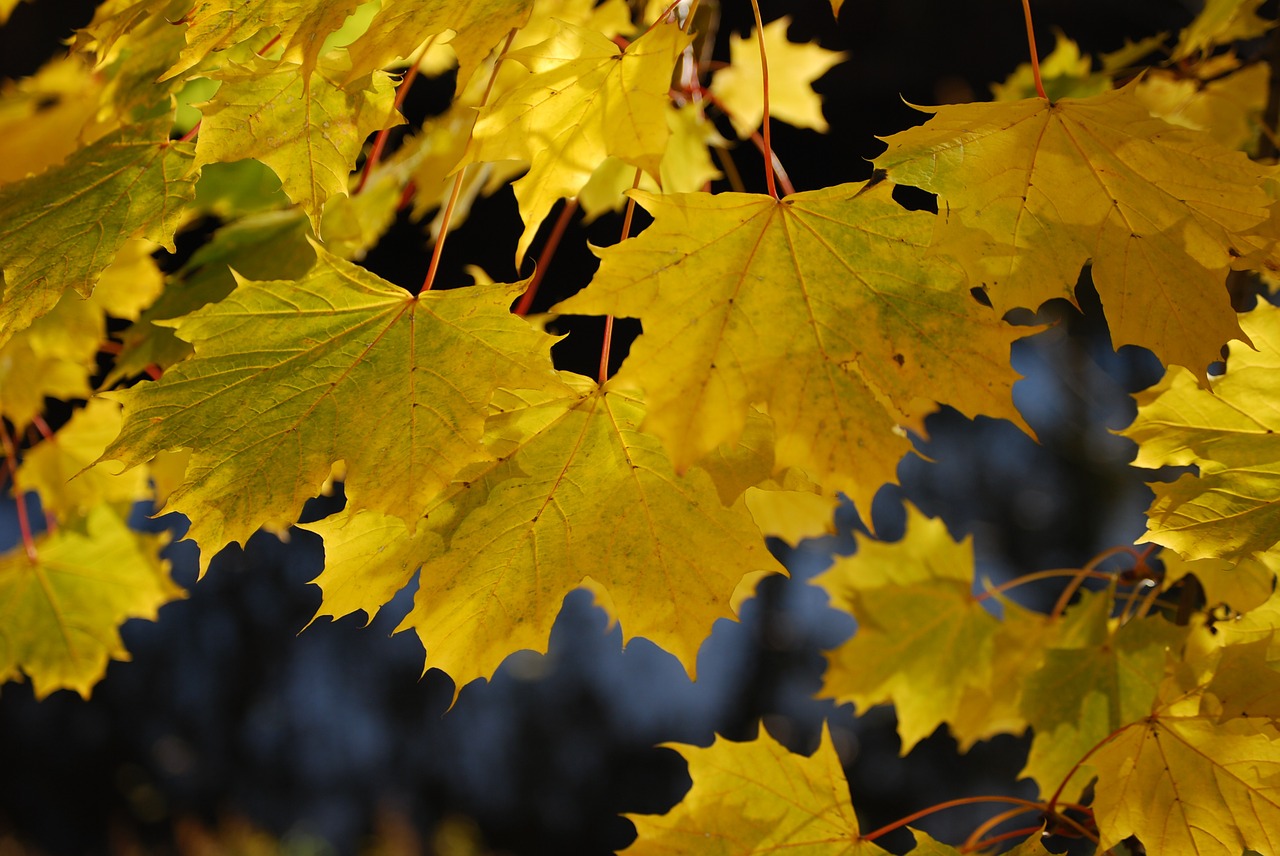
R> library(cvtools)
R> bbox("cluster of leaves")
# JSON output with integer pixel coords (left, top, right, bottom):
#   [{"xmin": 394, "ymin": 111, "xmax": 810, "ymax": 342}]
[{"xmin": 2, "ymin": 0, "xmax": 1280, "ymax": 853}]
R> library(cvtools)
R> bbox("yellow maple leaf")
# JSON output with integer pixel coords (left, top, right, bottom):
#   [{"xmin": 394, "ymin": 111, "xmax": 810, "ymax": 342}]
[
  {"xmin": 0, "ymin": 505, "xmax": 183, "ymax": 699},
  {"xmin": 100, "ymin": 244, "xmax": 559, "ymax": 570},
  {"xmin": 463, "ymin": 19, "xmax": 690, "ymax": 262},
  {"xmin": 194, "ymin": 55, "xmax": 400, "ymax": 231},
  {"xmin": 554, "ymin": 181, "xmax": 1031, "ymax": 519},
  {"xmin": 305, "ymin": 375, "xmax": 783, "ymax": 696},
  {"xmin": 1136, "ymin": 60, "xmax": 1268, "ymax": 152},
  {"xmin": 1092, "ymin": 652, "xmax": 1280, "ymax": 856},
  {"xmin": 0, "ymin": 55, "xmax": 104, "ymax": 184},
  {"xmin": 876, "ymin": 83, "xmax": 1276, "ymax": 376},
  {"xmin": 1122, "ymin": 301, "xmax": 1280, "ymax": 561},
  {"xmin": 1172, "ymin": 0, "xmax": 1275, "ymax": 61},
  {"xmin": 816, "ymin": 504, "xmax": 1039, "ymax": 753},
  {"xmin": 623, "ymin": 723, "xmax": 888, "ymax": 855},
  {"xmin": 342, "ymin": 0, "xmax": 534, "ymax": 92},
  {"xmin": 14, "ymin": 399, "xmax": 150, "ymax": 520},
  {"xmin": 709, "ymin": 16, "xmax": 847, "ymax": 139}
]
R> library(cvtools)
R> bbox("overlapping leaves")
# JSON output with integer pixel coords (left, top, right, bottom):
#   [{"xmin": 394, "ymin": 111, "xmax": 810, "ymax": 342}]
[{"xmin": 557, "ymin": 181, "xmax": 1031, "ymax": 517}]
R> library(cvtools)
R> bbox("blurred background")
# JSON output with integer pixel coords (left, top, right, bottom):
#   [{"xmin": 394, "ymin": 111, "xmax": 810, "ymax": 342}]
[{"xmin": 0, "ymin": 0, "xmax": 1226, "ymax": 853}]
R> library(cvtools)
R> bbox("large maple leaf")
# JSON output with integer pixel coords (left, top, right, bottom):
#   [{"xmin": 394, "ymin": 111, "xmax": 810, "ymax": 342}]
[
  {"xmin": 304, "ymin": 375, "xmax": 783, "ymax": 696},
  {"xmin": 875, "ymin": 84, "xmax": 1276, "ymax": 376},
  {"xmin": 101, "ymin": 245, "xmax": 559, "ymax": 569},
  {"xmin": 0, "ymin": 506, "xmax": 183, "ymax": 699},
  {"xmin": 1092, "ymin": 650, "xmax": 1280, "ymax": 856},
  {"xmin": 194, "ymin": 55, "xmax": 399, "ymax": 231},
  {"xmin": 555, "ymin": 181, "xmax": 1031, "ymax": 517},
  {"xmin": 0, "ymin": 105, "xmax": 195, "ymax": 345},
  {"xmin": 463, "ymin": 18, "xmax": 689, "ymax": 262},
  {"xmin": 1122, "ymin": 300, "xmax": 1280, "ymax": 561},
  {"xmin": 623, "ymin": 723, "xmax": 889, "ymax": 855}
]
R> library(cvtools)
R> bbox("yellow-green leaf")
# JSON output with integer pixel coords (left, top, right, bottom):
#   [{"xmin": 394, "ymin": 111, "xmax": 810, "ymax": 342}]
[
  {"xmin": 161, "ymin": 0, "xmax": 364, "ymax": 81},
  {"xmin": 624, "ymin": 723, "xmax": 888, "ymax": 855},
  {"xmin": 305, "ymin": 376, "xmax": 783, "ymax": 696},
  {"xmin": 14, "ymin": 399, "xmax": 151, "ymax": 520},
  {"xmin": 816, "ymin": 504, "xmax": 1009, "ymax": 753},
  {"xmin": 0, "ymin": 505, "xmax": 183, "ymax": 699},
  {"xmin": 0, "ymin": 106, "xmax": 195, "ymax": 345},
  {"xmin": 1172, "ymin": 0, "xmax": 1275, "ymax": 61},
  {"xmin": 876, "ymin": 84, "xmax": 1275, "ymax": 377},
  {"xmin": 1020, "ymin": 589, "xmax": 1187, "ymax": 798},
  {"xmin": 1122, "ymin": 301, "xmax": 1280, "ymax": 561},
  {"xmin": 555, "ymin": 182, "xmax": 1030, "ymax": 518},
  {"xmin": 101, "ymin": 245, "xmax": 558, "ymax": 569},
  {"xmin": 343, "ymin": 0, "xmax": 534, "ymax": 92},
  {"xmin": 194, "ymin": 55, "xmax": 399, "ymax": 230}
]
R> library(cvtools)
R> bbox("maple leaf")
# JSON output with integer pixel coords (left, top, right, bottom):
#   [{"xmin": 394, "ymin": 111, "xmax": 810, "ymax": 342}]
[
  {"xmin": 709, "ymin": 16, "xmax": 847, "ymax": 139},
  {"xmin": 106, "ymin": 210, "xmax": 315, "ymax": 386},
  {"xmin": 1172, "ymin": 0, "xmax": 1275, "ymax": 61},
  {"xmin": 1019, "ymin": 589, "xmax": 1187, "ymax": 798},
  {"xmin": 1122, "ymin": 301, "xmax": 1280, "ymax": 561},
  {"xmin": 555, "ymin": 181, "xmax": 1031, "ymax": 518},
  {"xmin": 876, "ymin": 83, "xmax": 1276, "ymax": 376},
  {"xmin": 1136, "ymin": 60, "xmax": 1268, "ymax": 152},
  {"xmin": 0, "ymin": 104, "xmax": 195, "ymax": 345},
  {"xmin": 101, "ymin": 244, "xmax": 559, "ymax": 569},
  {"xmin": 1092, "ymin": 670, "xmax": 1280, "ymax": 855},
  {"xmin": 463, "ymin": 19, "xmax": 690, "ymax": 262},
  {"xmin": 623, "ymin": 723, "xmax": 889, "ymax": 855},
  {"xmin": 815, "ymin": 504, "xmax": 1041, "ymax": 753},
  {"xmin": 305, "ymin": 375, "xmax": 783, "ymax": 696},
  {"xmin": 0, "ymin": 505, "xmax": 183, "ymax": 699},
  {"xmin": 1160, "ymin": 549, "xmax": 1277, "ymax": 613},
  {"xmin": 0, "ymin": 238, "xmax": 164, "ymax": 428},
  {"xmin": 158, "ymin": 0, "xmax": 363, "ymax": 82},
  {"xmin": 14, "ymin": 399, "xmax": 151, "ymax": 520},
  {"xmin": 0, "ymin": 55, "xmax": 105, "ymax": 184},
  {"xmin": 342, "ymin": 0, "xmax": 534, "ymax": 92},
  {"xmin": 194, "ymin": 55, "xmax": 399, "ymax": 231}
]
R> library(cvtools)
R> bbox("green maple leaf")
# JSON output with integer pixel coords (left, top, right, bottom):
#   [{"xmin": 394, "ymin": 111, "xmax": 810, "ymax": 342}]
[
  {"xmin": 194, "ymin": 55, "xmax": 399, "ymax": 231},
  {"xmin": 624, "ymin": 723, "xmax": 889, "ymax": 855},
  {"xmin": 1122, "ymin": 301, "xmax": 1280, "ymax": 561},
  {"xmin": 0, "ymin": 105, "xmax": 196, "ymax": 345},
  {"xmin": 0, "ymin": 505, "xmax": 183, "ymax": 699},
  {"xmin": 464, "ymin": 18, "xmax": 690, "ymax": 262},
  {"xmin": 101, "ymin": 244, "xmax": 559, "ymax": 569},
  {"xmin": 555, "ymin": 181, "xmax": 1031, "ymax": 519},
  {"xmin": 305, "ymin": 376, "xmax": 783, "ymax": 696},
  {"xmin": 876, "ymin": 83, "xmax": 1276, "ymax": 377}
]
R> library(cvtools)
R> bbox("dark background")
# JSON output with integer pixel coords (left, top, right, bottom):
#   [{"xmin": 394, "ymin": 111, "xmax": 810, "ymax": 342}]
[{"xmin": 0, "ymin": 1, "xmax": 1218, "ymax": 854}]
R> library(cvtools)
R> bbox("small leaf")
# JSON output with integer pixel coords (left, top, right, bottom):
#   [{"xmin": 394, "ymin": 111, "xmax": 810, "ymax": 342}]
[
  {"xmin": 623, "ymin": 723, "xmax": 888, "ymax": 855},
  {"xmin": 0, "ymin": 505, "xmax": 183, "ymax": 699}
]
